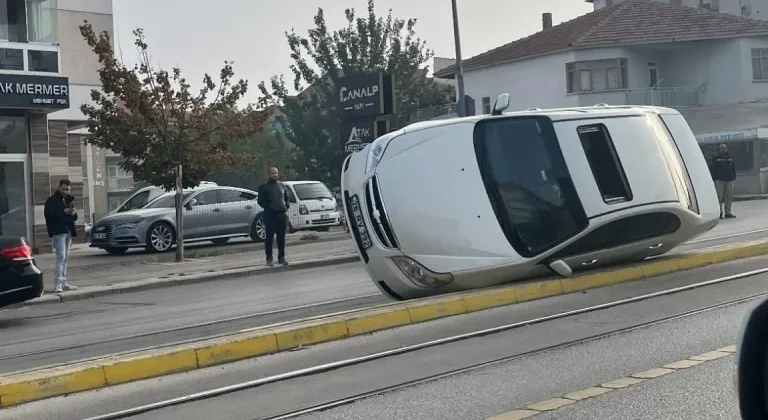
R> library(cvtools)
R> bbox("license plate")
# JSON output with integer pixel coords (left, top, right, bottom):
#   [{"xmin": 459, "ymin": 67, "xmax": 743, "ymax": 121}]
[
  {"xmin": 94, "ymin": 233, "xmax": 107, "ymax": 240},
  {"xmin": 348, "ymin": 195, "xmax": 372, "ymax": 249},
  {"xmin": 321, "ymin": 213, "xmax": 330, "ymax": 220}
]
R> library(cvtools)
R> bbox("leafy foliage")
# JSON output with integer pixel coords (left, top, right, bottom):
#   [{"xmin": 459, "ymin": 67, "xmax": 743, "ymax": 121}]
[
  {"xmin": 79, "ymin": 22, "xmax": 269, "ymax": 191},
  {"xmin": 259, "ymin": 0, "xmax": 454, "ymax": 185}
]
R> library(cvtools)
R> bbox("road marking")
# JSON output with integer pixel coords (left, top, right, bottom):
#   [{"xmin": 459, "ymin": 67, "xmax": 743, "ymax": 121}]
[{"xmin": 486, "ymin": 344, "xmax": 736, "ymax": 419}]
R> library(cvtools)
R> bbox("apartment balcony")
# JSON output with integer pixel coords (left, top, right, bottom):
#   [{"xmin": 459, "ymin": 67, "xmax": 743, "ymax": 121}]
[{"xmin": 107, "ymin": 177, "xmax": 134, "ymax": 191}]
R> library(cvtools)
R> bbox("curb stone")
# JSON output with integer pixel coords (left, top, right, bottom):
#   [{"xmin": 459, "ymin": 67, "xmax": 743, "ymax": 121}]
[{"xmin": 2, "ymin": 238, "xmax": 768, "ymax": 407}]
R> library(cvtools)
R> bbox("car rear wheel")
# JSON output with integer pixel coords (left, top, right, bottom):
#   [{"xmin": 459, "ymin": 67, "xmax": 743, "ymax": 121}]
[
  {"xmin": 104, "ymin": 247, "xmax": 128, "ymax": 255},
  {"xmin": 146, "ymin": 222, "xmax": 175, "ymax": 253},
  {"xmin": 250, "ymin": 214, "xmax": 266, "ymax": 243}
]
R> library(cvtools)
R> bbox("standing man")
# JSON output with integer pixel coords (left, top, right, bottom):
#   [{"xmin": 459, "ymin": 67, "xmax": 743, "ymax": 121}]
[
  {"xmin": 710, "ymin": 143, "xmax": 737, "ymax": 219},
  {"xmin": 257, "ymin": 167, "xmax": 290, "ymax": 266},
  {"xmin": 44, "ymin": 179, "xmax": 79, "ymax": 293}
]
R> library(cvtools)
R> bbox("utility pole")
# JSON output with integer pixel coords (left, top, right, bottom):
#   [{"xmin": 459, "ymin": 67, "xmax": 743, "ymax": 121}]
[{"xmin": 451, "ymin": 0, "xmax": 467, "ymax": 117}]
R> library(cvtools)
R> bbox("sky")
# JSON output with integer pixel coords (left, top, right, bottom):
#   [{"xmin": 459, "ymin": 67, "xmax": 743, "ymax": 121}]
[{"xmin": 112, "ymin": 0, "xmax": 593, "ymax": 102}]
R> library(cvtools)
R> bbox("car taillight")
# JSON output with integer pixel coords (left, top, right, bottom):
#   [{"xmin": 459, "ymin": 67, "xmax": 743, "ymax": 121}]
[{"xmin": 1, "ymin": 244, "xmax": 33, "ymax": 261}]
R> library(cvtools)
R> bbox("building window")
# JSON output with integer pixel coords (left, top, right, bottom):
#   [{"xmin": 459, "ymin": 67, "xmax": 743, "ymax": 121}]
[
  {"xmin": 481, "ymin": 97, "xmax": 491, "ymax": 114},
  {"xmin": 670, "ymin": 0, "xmax": 681, "ymax": 6},
  {"xmin": 0, "ymin": 48, "xmax": 22, "ymax": 70},
  {"xmin": 566, "ymin": 59, "xmax": 628, "ymax": 94},
  {"xmin": 0, "ymin": 116, "xmax": 26, "ymax": 153},
  {"xmin": 26, "ymin": 0, "xmax": 57, "ymax": 44},
  {"xmin": 606, "ymin": 0, "xmax": 613, "ymax": 6},
  {"xmin": 752, "ymin": 48, "xmax": 768, "ymax": 81},
  {"xmin": 27, "ymin": 49, "xmax": 57, "ymax": 72},
  {"xmin": 107, "ymin": 165, "xmax": 133, "ymax": 190},
  {"xmin": 0, "ymin": 0, "xmax": 27, "ymax": 42}
]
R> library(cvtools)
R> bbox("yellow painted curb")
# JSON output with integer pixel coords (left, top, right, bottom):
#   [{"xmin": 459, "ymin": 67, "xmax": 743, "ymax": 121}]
[{"xmin": 2, "ymin": 238, "xmax": 768, "ymax": 408}]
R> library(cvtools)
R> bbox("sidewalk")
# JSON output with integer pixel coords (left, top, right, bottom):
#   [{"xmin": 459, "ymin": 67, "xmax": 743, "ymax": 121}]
[{"xmin": 41, "ymin": 239, "xmax": 357, "ymax": 289}]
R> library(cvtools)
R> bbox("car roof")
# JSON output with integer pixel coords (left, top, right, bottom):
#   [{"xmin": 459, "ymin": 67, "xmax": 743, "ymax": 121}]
[
  {"xmin": 282, "ymin": 181, "xmax": 326, "ymax": 186},
  {"xmin": 400, "ymin": 104, "xmax": 680, "ymax": 134}
]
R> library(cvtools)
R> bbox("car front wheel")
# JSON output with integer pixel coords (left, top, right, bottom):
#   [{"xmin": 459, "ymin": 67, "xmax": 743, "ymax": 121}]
[
  {"xmin": 250, "ymin": 214, "xmax": 266, "ymax": 243},
  {"xmin": 146, "ymin": 222, "xmax": 175, "ymax": 253}
]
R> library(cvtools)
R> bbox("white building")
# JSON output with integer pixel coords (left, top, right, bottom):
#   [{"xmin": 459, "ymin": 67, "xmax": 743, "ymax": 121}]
[
  {"xmin": 433, "ymin": 0, "xmax": 768, "ymax": 194},
  {"xmin": 0, "ymin": 0, "xmax": 113, "ymax": 252}
]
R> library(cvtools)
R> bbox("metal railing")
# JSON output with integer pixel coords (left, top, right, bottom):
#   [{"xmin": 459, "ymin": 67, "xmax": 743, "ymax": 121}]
[
  {"xmin": 410, "ymin": 103, "xmax": 457, "ymax": 123},
  {"xmin": 107, "ymin": 177, "xmax": 134, "ymax": 190},
  {"xmin": 624, "ymin": 87, "xmax": 700, "ymax": 108}
]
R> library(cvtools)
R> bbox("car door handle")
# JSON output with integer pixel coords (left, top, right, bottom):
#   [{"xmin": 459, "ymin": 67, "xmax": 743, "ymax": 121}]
[
  {"xmin": 245, "ymin": 205, "xmax": 253, "ymax": 209},
  {"xmin": 213, "ymin": 208, "xmax": 221, "ymax": 212}
]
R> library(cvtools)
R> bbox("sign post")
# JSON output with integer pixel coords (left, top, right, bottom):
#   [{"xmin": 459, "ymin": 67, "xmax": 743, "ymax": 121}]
[{"xmin": 338, "ymin": 72, "xmax": 395, "ymax": 155}]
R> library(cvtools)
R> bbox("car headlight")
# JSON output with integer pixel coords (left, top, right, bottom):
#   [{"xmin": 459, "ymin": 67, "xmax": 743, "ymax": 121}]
[
  {"xmin": 391, "ymin": 256, "xmax": 454, "ymax": 288},
  {"xmin": 116, "ymin": 221, "xmax": 140, "ymax": 229},
  {"xmin": 365, "ymin": 135, "xmax": 395, "ymax": 174}
]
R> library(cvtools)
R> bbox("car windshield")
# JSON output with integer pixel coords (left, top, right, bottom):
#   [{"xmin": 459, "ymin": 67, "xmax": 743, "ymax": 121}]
[
  {"xmin": 118, "ymin": 190, "xmax": 153, "ymax": 212},
  {"xmin": 145, "ymin": 192, "xmax": 193, "ymax": 208},
  {"xmin": 293, "ymin": 183, "xmax": 334, "ymax": 200},
  {"xmin": 474, "ymin": 116, "xmax": 588, "ymax": 257}
]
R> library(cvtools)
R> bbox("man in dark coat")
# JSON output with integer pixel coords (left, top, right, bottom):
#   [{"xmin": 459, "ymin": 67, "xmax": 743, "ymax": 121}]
[
  {"xmin": 257, "ymin": 167, "xmax": 291, "ymax": 266},
  {"xmin": 710, "ymin": 143, "xmax": 737, "ymax": 219}
]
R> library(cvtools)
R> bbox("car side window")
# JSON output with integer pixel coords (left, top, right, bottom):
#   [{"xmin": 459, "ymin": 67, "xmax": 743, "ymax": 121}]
[
  {"xmin": 193, "ymin": 190, "xmax": 218, "ymax": 206},
  {"xmin": 285, "ymin": 187, "xmax": 297, "ymax": 203},
  {"xmin": 119, "ymin": 191, "xmax": 150, "ymax": 212}
]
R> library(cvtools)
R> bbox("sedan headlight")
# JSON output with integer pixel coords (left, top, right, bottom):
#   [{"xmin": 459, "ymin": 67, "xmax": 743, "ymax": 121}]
[
  {"xmin": 365, "ymin": 135, "xmax": 395, "ymax": 174},
  {"xmin": 391, "ymin": 256, "xmax": 454, "ymax": 288},
  {"xmin": 116, "ymin": 221, "xmax": 140, "ymax": 230}
]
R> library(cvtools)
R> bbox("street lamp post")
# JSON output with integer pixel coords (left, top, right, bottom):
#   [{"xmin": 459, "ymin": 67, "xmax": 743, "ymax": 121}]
[{"xmin": 451, "ymin": 0, "xmax": 467, "ymax": 117}]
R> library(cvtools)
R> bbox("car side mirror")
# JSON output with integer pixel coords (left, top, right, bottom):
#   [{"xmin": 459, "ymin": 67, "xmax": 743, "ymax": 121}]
[
  {"xmin": 737, "ymin": 296, "xmax": 768, "ymax": 420},
  {"xmin": 185, "ymin": 199, "xmax": 197, "ymax": 210}
]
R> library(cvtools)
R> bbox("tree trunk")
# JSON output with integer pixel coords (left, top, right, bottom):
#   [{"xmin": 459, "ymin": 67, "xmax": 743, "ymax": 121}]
[{"xmin": 174, "ymin": 163, "xmax": 184, "ymax": 263}]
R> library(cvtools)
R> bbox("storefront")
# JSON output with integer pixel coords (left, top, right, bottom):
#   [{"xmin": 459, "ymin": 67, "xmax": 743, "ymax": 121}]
[
  {"xmin": 694, "ymin": 128, "xmax": 768, "ymax": 195},
  {"xmin": 0, "ymin": 73, "xmax": 70, "ymax": 251}
]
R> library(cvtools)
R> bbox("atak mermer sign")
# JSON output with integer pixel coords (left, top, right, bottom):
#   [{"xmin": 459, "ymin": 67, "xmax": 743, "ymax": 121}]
[{"xmin": 0, "ymin": 81, "xmax": 69, "ymax": 106}]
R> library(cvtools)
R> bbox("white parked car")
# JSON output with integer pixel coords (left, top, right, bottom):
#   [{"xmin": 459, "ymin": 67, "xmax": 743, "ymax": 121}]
[
  {"xmin": 341, "ymin": 96, "xmax": 720, "ymax": 300},
  {"xmin": 282, "ymin": 181, "xmax": 341, "ymax": 233}
]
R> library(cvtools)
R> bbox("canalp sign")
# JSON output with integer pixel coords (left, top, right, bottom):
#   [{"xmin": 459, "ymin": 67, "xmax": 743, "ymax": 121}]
[
  {"xmin": 695, "ymin": 129, "xmax": 757, "ymax": 144},
  {"xmin": 338, "ymin": 73, "xmax": 394, "ymax": 119},
  {"xmin": 0, "ymin": 74, "xmax": 69, "ymax": 109}
]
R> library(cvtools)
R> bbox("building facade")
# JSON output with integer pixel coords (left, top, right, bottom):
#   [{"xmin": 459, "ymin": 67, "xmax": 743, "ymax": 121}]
[
  {"xmin": 0, "ymin": 0, "xmax": 112, "ymax": 252},
  {"xmin": 432, "ymin": 0, "xmax": 768, "ymax": 194}
]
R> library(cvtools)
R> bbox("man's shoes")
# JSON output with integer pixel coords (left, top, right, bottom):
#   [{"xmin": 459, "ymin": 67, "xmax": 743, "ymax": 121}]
[
  {"xmin": 266, "ymin": 258, "xmax": 274, "ymax": 266},
  {"xmin": 278, "ymin": 258, "xmax": 289, "ymax": 266},
  {"xmin": 725, "ymin": 213, "xmax": 736, "ymax": 219},
  {"xmin": 53, "ymin": 283, "xmax": 78, "ymax": 293}
]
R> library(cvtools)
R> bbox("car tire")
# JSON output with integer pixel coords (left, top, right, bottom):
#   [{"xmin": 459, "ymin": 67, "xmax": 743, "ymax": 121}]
[
  {"xmin": 104, "ymin": 247, "xmax": 128, "ymax": 255},
  {"xmin": 211, "ymin": 238, "xmax": 230, "ymax": 245},
  {"xmin": 287, "ymin": 221, "xmax": 297, "ymax": 234},
  {"xmin": 145, "ymin": 222, "xmax": 175, "ymax": 253},
  {"xmin": 250, "ymin": 214, "xmax": 266, "ymax": 243}
]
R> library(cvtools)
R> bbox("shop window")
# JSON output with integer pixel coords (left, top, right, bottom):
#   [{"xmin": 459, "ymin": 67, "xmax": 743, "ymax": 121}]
[
  {"xmin": 551, "ymin": 212, "xmax": 681, "ymax": 259},
  {"xmin": 27, "ymin": 49, "xmax": 57, "ymax": 72},
  {"xmin": 699, "ymin": 141, "xmax": 754, "ymax": 172},
  {"xmin": 0, "ymin": 116, "xmax": 27, "ymax": 154}
]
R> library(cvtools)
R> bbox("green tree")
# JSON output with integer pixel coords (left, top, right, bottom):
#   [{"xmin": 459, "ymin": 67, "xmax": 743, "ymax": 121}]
[
  {"xmin": 79, "ymin": 22, "xmax": 269, "ymax": 261},
  {"xmin": 259, "ymin": 0, "xmax": 454, "ymax": 185},
  {"xmin": 208, "ymin": 128, "xmax": 297, "ymax": 189}
]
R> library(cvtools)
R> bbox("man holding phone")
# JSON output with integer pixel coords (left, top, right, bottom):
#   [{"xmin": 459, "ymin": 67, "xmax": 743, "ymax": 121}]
[{"xmin": 44, "ymin": 179, "xmax": 79, "ymax": 293}]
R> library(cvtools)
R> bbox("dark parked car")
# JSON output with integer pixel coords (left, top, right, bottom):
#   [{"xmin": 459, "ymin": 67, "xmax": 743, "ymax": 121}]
[{"xmin": 0, "ymin": 236, "xmax": 43, "ymax": 308}]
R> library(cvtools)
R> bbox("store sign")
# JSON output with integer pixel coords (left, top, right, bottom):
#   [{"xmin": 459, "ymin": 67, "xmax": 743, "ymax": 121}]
[
  {"xmin": 0, "ymin": 74, "xmax": 70, "ymax": 109},
  {"xmin": 695, "ymin": 129, "xmax": 757, "ymax": 144},
  {"xmin": 338, "ymin": 73, "xmax": 394, "ymax": 119},
  {"xmin": 341, "ymin": 117, "xmax": 375, "ymax": 154}
]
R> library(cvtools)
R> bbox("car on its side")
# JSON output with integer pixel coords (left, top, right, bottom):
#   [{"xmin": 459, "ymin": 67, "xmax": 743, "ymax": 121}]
[
  {"xmin": 341, "ymin": 97, "xmax": 720, "ymax": 300},
  {"xmin": 0, "ymin": 236, "xmax": 43, "ymax": 308},
  {"xmin": 89, "ymin": 185, "xmax": 265, "ymax": 254}
]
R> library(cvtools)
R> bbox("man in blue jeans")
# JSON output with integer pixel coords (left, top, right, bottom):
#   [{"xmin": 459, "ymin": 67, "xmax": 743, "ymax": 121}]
[{"xmin": 44, "ymin": 179, "xmax": 79, "ymax": 293}]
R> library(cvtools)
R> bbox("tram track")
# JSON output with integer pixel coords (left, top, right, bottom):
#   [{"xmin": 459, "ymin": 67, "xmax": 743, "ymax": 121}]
[{"xmin": 79, "ymin": 266, "xmax": 768, "ymax": 420}]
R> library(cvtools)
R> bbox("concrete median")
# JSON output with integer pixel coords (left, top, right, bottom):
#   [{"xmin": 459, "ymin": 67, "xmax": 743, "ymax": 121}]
[{"xmin": 3, "ymin": 237, "xmax": 768, "ymax": 407}]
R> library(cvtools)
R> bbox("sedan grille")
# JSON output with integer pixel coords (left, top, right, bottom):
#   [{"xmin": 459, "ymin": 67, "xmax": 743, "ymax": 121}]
[{"xmin": 364, "ymin": 175, "xmax": 398, "ymax": 249}]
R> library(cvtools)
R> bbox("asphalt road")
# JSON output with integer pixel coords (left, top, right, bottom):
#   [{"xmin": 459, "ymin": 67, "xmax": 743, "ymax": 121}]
[
  {"xmin": 3, "ymin": 224, "xmax": 768, "ymax": 376},
  {"xmin": 2, "ymin": 254, "xmax": 765, "ymax": 420}
]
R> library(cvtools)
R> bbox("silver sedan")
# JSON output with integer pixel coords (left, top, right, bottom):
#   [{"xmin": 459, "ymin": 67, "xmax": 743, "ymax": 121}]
[{"xmin": 89, "ymin": 186, "xmax": 266, "ymax": 255}]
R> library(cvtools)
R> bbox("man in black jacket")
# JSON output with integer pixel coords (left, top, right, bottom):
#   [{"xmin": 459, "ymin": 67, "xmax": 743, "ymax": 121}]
[
  {"xmin": 44, "ymin": 179, "xmax": 79, "ymax": 293},
  {"xmin": 257, "ymin": 167, "xmax": 291, "ymax": 266},
  {"xmin": 710, "ymin": 143, "xmax": 737, "ymax": 219}
]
